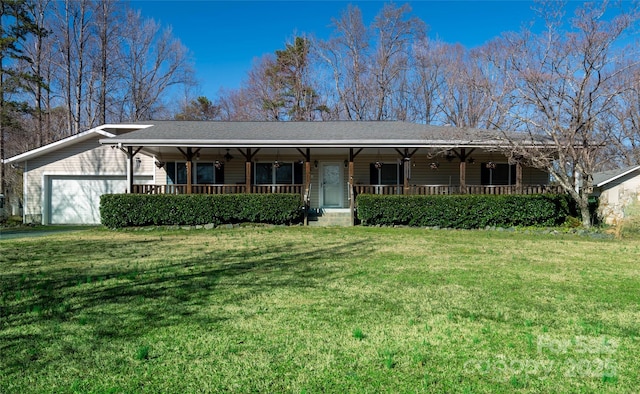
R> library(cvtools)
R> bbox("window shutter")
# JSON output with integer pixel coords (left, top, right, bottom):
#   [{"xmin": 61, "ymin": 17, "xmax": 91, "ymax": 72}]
[
  {"xmin": 215, "ymin": 164, "xmax": 225, "ymax": 184},
  {"xmin": 294, "ymin": 162, "xmax": 303, "ymax": 184},
  {"xmin": 369, "ymin": 163, "xmax": 378, "ymax": 184}
]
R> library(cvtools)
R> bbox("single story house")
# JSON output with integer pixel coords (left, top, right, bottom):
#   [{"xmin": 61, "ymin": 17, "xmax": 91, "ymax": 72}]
[
  {"xmin": 592, "ymin": 165, "xmax": 640, "ymax": 225},
  {"xmin": 3, "ymin": 121, "xmax": 559, "ymax": 225}
]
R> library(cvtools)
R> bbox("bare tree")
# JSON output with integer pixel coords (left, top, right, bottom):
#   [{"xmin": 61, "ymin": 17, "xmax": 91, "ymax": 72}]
[
  {"xmin": 607, "ymin": 66, "xmax": 640, "ymax": 167},
  {"xmin": 315, "ymin": 5, "xmax": 372, "ymax": 120},
  {"xmin": 409, "ymin": 37, "xmax": 445, "ymax": 124},
  {"xmin": 119, "ymin": 10, "xmax": 195, "ymax": 121},
  {"xmin": 51, "ymin": 0, "xmax": 93, "ymax": 134},
  {"xmin": 370, "ymin": 3, "xmax": 425, "ymax": 120},
  {"xmin": 496, "ymin": 1, "xmax": 640, "ymax": 227},
  {"xmin": 216, "ymin": 87, "xmax": 255, "ymax": 121},
  {"xmin": 20, "ymin": 0, "xmax": 50, "ymax": 146}
]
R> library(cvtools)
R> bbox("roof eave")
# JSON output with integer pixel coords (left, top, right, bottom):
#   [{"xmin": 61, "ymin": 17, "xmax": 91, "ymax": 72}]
[
  {"xmin": 98, "ymin": 138, "xmax": 534, "ymax": 149},
  {"xmin": 3, "ymin": 126, "xmax": 117, "ymax": 164},
  {"xmin": 595, "ymin": 165, "xmax": 640, "ymax": 187}
]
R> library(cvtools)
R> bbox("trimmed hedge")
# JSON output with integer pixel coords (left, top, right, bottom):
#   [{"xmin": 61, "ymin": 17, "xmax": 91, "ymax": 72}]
[
  {"xmin": 356, "ymin": 194, "xmax": 573, "ymax": 228},
  {"xmin": 100, "ymin": 193, "xmax": 303, "ymax": 229}
]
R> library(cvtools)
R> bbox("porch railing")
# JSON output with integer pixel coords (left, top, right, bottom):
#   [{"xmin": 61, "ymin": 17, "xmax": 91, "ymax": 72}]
[
  {"xmin": 132, "ymin": 183, "xmax": 563, "ymax": 196},
  {"xmin": 131, "ymin": 184, "xmax": 303, "ymax": 195},
  {"xmin": 354, "ymin": 184, "xmax": 564, "ymax": 196},
  {"xmin": 251, "ymin": 184, "xmax": 304, "ymax": 194}
]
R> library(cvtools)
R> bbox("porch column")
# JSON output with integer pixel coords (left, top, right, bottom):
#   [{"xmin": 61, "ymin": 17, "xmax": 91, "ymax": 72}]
[
  {"xmin": 305, "ymin": 149, "xmax": 311, "ymax": 226},
  {"xmin": 296, "ymin": 148, "xmax": 312, "ymax": 225},
  {"xmin": 395, "ymin": 148, "xmax": 419, "ymax": 196},
  {"xmin": 403, "ymin": 157, "xmax": 411, "ymax": 195},
  {"xmin": 348, "ymin": 148, "xmax": 363, "ymax": 226},
  {"xmin": 459, "ymin": 148, "xmax": 466, "ymax": 194},
  {"xmin": 349, "ymin": 149, "xmax": 355, "ymax": 225},
  {"xmin": 245, "ymin": 161, "xmax": 252, "ymax": 194},
  {"xmin": 451, "ymin": 148, "xmax": 473, "ymax": 195},
  {"xmin": 236, "ymin": 148, "xmax": 260, "ymax": 194},
  {"xmin": 127, "ymin": 146, "xmax": 134, "ymax": 194},
  {"xmin": 177, "ymin": 147, "xmax": 199, "ymax": 195},
  {"xmin": 186, "ymin": 159, "xmax": 192, "ymax": 195},
  {"xmin": 516, "ymin": 160, "xmax": 523, "ymax": 193},
  {"xmin": 119, "ymin": 146, "xmax": 142, "ymax": 193}
]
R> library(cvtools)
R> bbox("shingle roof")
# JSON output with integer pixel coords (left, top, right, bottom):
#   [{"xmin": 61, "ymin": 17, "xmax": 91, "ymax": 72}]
[
  {"xmin": 100, "ymin": 121, "xmax": 532, "ymax": 148},
  {"xmin": 593, "ymin": 165, "xmax": 640, "ymax": 187}
]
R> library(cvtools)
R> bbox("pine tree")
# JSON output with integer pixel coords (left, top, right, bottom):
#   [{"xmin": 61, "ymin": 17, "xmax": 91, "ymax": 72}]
[{"xmin": 1, "ymin": 0, "xmax": 46, "ymax": 218}]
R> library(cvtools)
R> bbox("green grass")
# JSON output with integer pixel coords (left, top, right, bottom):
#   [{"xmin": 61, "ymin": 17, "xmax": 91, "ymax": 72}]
[{"xmin": 1, "ymin": 227, "xmax": 639, "ymax": 393}]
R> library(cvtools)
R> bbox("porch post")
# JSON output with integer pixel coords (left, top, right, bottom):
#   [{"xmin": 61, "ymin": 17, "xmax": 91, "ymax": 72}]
[
  {"xmin": 349, "ymin": 148, "xmax": 355, "ymax": 226},
  {"xmin": 186, "ymin": 147, "xmax": 194, "ymax": 194},
  {"xmin": 305, "ymin": 148, "xmax": 311, "ymax": 226},
  {"xmin": 403, "ymin": 157, "xmax": 410, "ymax": 195},
  {"xmin": 516, "ymin": 160, "xmax": 523, "ymax": 194},
  {"xmin": 395, "ymin": 148, "xmax": 418, "ymax": 196},
  {"xmin": 177, "ymin": 147, "xmax": 198, "ymax": 195},
  {"xmin": 127, "ymin": 146, "xmax": 134, "ymax": 194},
  {"xmin": 237, "ymin": 148, "xmax": 259, "ymax": 194},
  {"xmin": 186, "ymin": 151, "xmax": 192, "ymax": 195},
  {"xmin": 245, "ymin": 148, "xmax": 252, "ymax": 194},
  {"xmin": 459, "ymin": 148, "xmax": 466, "ymax": 194}
]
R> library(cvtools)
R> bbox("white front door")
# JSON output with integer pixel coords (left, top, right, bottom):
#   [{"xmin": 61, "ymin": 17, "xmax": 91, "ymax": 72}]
[{"xmin": 320, "ymin": 163, "xmax": 343, "ymax": 208}]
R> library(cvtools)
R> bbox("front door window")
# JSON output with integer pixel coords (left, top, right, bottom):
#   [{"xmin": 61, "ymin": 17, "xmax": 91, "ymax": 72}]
[{"xmin": 322, "ymin": 164, "xmax": 342, "ymax": 207}]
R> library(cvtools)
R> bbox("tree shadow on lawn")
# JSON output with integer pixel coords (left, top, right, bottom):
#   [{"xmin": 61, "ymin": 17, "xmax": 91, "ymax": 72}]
[{"xmin": 0, "ymin": 236, "xmax": 373, "ymax": 375}]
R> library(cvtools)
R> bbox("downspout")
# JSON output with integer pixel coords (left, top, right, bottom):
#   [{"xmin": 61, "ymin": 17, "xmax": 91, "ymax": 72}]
[
  {"xmin": 23, "ymin": 160, "xmax": 27, "ymax": 223},
  {"xmin": 127, "ymin": 146, "xmax": 133, "ymax": 193}
]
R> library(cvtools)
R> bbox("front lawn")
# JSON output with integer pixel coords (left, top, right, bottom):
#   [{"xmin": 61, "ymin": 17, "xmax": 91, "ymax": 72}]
[{"xmin": 1, "ymin": 227, "xmax": 638, "ymax": 392}]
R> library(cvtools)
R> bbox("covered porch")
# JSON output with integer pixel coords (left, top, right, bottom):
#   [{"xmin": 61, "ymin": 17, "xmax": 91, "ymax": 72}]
[{"xmin": 101, "ymin": 121, "xmax": 563, "ymax": 225}]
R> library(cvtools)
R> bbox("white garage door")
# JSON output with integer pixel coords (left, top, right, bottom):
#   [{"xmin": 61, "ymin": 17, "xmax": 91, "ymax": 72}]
[{"xmin": 49, "ymin": 176, "xmax": 127, "ymax": 224}]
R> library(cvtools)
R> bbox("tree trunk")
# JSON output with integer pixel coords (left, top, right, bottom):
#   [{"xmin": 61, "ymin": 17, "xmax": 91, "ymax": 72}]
[{"xmin": 0, "ymin": 10, "xmax": 5, "ymax": 218}]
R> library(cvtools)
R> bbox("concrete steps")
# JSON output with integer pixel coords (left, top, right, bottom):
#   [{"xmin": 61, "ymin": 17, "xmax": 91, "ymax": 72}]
[{"xmin": 308, "ymin": 209, "xmax": 352, "ymax": 227}]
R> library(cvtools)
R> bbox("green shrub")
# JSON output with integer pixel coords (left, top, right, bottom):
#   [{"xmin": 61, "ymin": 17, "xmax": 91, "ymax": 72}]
[
  {"xmin": 100, "ymin": 194, "xmax": 303, "ymax": 229},
  {"xmin": 356, "ymin": 194, "xmax": 573, "ymax": 228}
]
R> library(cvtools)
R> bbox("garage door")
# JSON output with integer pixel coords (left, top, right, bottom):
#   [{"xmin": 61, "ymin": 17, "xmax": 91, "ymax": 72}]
[{"xmin": 49, "ymin": 176, "xmax": 127, "ymax": 224}]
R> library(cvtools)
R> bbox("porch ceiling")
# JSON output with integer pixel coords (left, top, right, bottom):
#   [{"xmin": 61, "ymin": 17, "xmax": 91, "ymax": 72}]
[{"xmin": 99, "ymin": 121, "xmax": 551, "ymax": 150}]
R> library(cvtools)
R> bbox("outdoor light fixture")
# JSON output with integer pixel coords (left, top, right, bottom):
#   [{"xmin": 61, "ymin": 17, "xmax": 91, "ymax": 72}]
[
  {"xmin": 467, "ymin": 157, "xmax": 475, "ymax": 164},
  {"xmin": 430, "ymin": 162, "xmax": 440, "ymax": 170},
  {"xmin": 215, "ymin": 160, "xmax": 223, "ymax": 169},
  {"xmin": 314, "ymin": 160, "xmax": 318, "ymax": 168},
  {"xmin": 375, "ymin": 149, "xmax": 383, "ymax": 169},
  {"xmin": 486, "ymin": 161, "xmax": 497, "ymax": 169},
  {"xmin": 274, "ymin": 149, "xmax": 281, "ymax": 168},
  {"xmin": 135, "ymin": 157, "xmax": 142, "ymax": 169},
  {"xmin": 344, "ymin": 159, "xmax": 348, "ymax": 167}
]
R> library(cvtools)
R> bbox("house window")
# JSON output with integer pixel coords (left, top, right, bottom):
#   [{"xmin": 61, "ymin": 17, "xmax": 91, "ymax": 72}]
[
  {"xmin": 255, "ymin": 162, "xmax": 303, "ymax": 184},
  {"xmin": 166, "ymin": 162, "xmax": 224, "ymax": 184},
  {"xmin": 369, "ymin": 162, "xmax": 401, "ymax": 185},
  {"xmin": 481, "ymin": 163, "xmax": 515, "ymax": 185}
]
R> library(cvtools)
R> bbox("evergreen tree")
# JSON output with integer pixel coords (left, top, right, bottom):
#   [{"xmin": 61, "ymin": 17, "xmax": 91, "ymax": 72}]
[
  {"xmin": 270, "ymin": 37, "xmax": 324, "ymax": 121},
  {"xmin": 1, "ymin": 0, "xmax": 45, "ymax": 217}
]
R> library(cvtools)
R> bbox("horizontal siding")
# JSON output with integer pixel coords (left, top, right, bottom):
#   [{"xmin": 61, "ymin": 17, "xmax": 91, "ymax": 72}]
[
  {"xmin": 23, "ymin": 144, "xmax": 555, "ymax": 222},
  {"xmin": 24, "ymin": 136, "xmax": 155, "ymax": 223},
  {"xmin": 152, "ymin": 150, "xmax": 553, "ymax": 210}
]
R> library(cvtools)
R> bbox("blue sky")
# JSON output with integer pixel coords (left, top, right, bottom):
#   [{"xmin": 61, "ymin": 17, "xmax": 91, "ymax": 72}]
[{"xmin": 130, "ymin": 1, "xmax": 543, "ymax": 99}]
